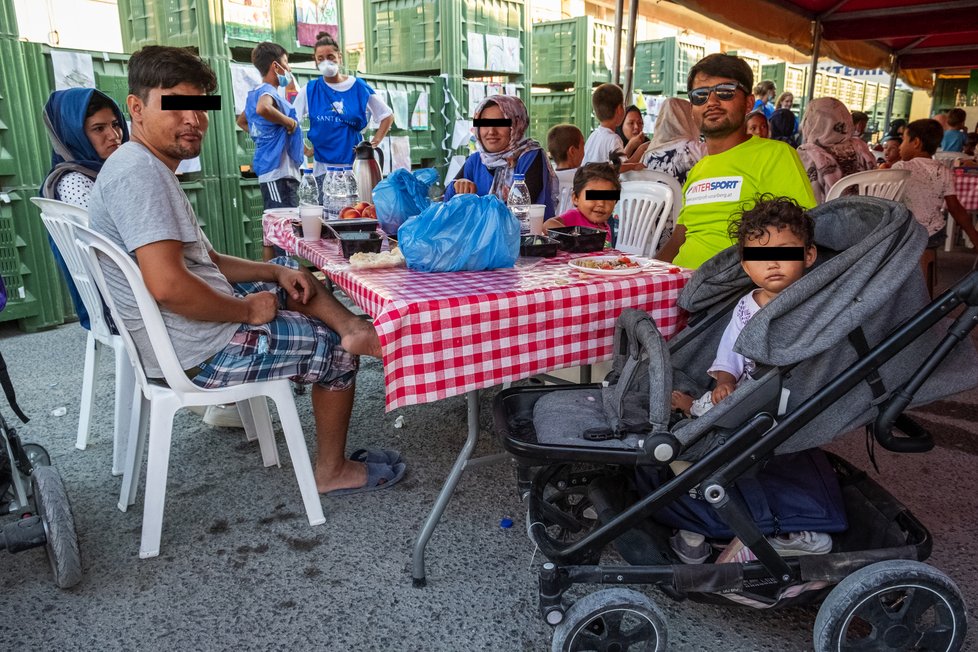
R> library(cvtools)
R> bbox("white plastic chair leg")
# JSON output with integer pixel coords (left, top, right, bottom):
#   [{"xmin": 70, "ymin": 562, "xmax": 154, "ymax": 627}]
[
  {"xmin": 272, "ymin": 387, "xmax": 325, "ymax": 526},
  {"xmin": 111, "ymin": 345, "xmax": 136, "ymax": 476},
  {"xmin": 76, "ymin": 332, "xmax": 100, "ymax": 450},
  {"xmin": 139, "ymin": 395, "xmax": 178, "ymax": 559},
  {"xmin": 119, "ymin": 392, "xmax": 149, "ymax": 512},
  {"xmin": 239, "ymin": 397, "xmax": 280, "ymax": 468}
]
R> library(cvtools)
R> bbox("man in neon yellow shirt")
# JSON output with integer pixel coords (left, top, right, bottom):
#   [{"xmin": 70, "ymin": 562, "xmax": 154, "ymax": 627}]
[{"xmin": 657, "ymin": 54, "xmax": 815, "ymax": 269}]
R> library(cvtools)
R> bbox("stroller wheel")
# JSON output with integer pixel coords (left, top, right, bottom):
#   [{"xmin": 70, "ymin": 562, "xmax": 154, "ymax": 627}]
[
  {"xmin": 551, "ymin": 588, "xmax": 667, "ymax": 652},
  {"xmin": 814, "ymin": 560, "xmax": 967, "ymax": 652},
  {"xmin": 528, "ymin": 464, "xmax": 607, "ymax": 562},
  {"xmin": 31, "ymin": 466, "xmax": 82, "ymax": 589}
]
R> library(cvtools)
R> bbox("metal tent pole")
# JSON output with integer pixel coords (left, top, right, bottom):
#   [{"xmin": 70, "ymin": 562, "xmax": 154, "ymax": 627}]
[
  {"xmin": 884, "ymin": 56, "xmax": 899, "ymax": 134},
  {"xmin": 612, "ymin": 0, "xmax": 624, "ymax": 85},
  {"xmin": 805, "ymin": 18, "xmax": 822, "ymax": 107},
  {"xmin": 623, "ymin": 0, "xmax": 639, "ymax": 103}
]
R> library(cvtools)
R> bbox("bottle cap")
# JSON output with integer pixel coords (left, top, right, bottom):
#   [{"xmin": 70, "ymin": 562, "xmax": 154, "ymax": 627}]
[{"xmin": 513, "ymin": 173, "xmax": 525, "ymax": 181}]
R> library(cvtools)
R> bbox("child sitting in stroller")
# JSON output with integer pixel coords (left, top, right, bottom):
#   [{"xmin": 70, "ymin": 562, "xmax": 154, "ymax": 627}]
[
  {"xmin": 668, "ymin": 196, "xmax": 832, "ymax": 564},
  {"xmin": 671, "ymin": 195, "xmax": 816, "ymax": 418}
]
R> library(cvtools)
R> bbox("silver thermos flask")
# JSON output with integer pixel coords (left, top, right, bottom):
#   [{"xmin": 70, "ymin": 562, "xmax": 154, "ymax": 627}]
[{"xmin": 351, "ymin": 140, "xmax": 383, "ymax": 204}]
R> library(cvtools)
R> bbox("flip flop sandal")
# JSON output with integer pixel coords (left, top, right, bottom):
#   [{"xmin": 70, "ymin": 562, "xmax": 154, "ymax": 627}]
[
  {"xmin": 326, "ymin": 460, "xmax": 406, "ymax": 497},
  {"xmin": 350, "ymin": 448, "xmax": 403, "ymax": 466}
]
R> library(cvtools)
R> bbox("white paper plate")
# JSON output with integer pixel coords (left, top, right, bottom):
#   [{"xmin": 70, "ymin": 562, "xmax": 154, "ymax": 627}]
[{"xmin": 567, "ymin": 255, "xmax": 657, "ymax": 276}]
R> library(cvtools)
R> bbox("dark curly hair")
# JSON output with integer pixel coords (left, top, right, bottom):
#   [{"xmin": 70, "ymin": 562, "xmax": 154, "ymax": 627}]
[
  {"xmin": 728, "ymin": 194, "xmax": 815, "ymax": 256},
  {"xmin": 128, "ymin": 46, "xmax": 218, "ymax": 101}
]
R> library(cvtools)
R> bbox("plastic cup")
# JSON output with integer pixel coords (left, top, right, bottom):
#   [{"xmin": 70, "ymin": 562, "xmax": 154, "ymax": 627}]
[
  {"xmin": 528, "ymin": 204, "xmax": 547, "ymax": 235},
  {"xmin": 300, "ymin": 206, "xmax": 323, "ymax": 241}
]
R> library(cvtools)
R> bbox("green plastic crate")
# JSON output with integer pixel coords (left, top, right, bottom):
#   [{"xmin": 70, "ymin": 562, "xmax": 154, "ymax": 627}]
[
  {"xmin": 0, "ymin": 187, "xmax": 73, "ymax": 331},
  {"xmin": 634, "ymin": 37, "xmax": 707, "ymax": 98},
  {"xmin": 0, "ymin": 40, "xmax": 50, "ymax": 188},
  {"xmin": 892, "ymin": 89, "xmax": 912, "ymax": 122},
  {"xmin": 531, "ymin": 17, "xmax": 616, "ymax": 89},
  {"xmin": 364, "ymin": 0, "xmax": 528, "ymax": 76},
  {"xmin": 0, "ymin": 0, "xmax": 17, "ymax": 38},
  {"xmin": 761, "ymin": 63, "xmax": 808, "ymax": 106},
  {"xmin": 528, "ymin": 89, "xmax": 594, "ymax": 148},
  {"xmin": 727, "ymin": 51, "xmax": 762, "ymax": 89},
  {"xmin": 234, "ymin": 177, "xmax": 266, "ymax": 261}
]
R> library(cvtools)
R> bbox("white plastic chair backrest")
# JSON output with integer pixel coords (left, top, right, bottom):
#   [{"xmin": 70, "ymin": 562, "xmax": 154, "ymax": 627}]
[
  {"xmin": 615, "ymin": 181, "xmax": 674, "ymax": 257},
  {"xmin": 824, "ymin": 168, "xmax": 911, "ymax": 202},
  {"xmin": 619, "ymin": 169, "xmax": 683, "ymax": 223},
  {"xmin": 557, "ymin": 186, "xmax": 573, "ymax": 215},
  {"xmin": 72, "ymin": 222, "xmax": 202, "ymax": 398},
  {"xmin": 30, "ymin": 198, "xmax": 114, "ymax": 343}
]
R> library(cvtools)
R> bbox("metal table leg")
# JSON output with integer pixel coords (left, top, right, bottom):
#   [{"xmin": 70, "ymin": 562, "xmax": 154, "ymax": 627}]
[{"xmin": 412, "ymin": 389, "xmax": 481, "ymax": 587}]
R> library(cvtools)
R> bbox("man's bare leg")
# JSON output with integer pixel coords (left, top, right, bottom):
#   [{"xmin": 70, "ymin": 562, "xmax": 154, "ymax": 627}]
[
  {"xmin": 309, "ymin": 383, "xmax": 370, "ymax": 493},
  {"xmin": 285, "ymin": 278, "xmax": 382, "ymax": 358}
]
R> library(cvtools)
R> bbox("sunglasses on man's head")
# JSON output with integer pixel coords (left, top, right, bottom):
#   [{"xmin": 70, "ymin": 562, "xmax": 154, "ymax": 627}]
[{"xmin": 688, "ymin": 82, "xmax": 750, "ymax": 106}]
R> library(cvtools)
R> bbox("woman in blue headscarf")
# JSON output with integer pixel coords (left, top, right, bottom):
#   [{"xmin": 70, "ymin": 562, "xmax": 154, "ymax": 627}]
[{"xmin": 40, "ymin": 88, "xmax": 128, "ymax": 328}]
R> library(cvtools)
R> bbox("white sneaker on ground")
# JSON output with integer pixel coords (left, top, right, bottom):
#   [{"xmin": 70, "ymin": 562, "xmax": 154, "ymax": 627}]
[
  {"xmin": 203, "ymin": 404, "xmax": 245, "ymax": 429},
  {"xmin": 769, "ymin": 531, "xmax": 832, "ymax": 556},
  {"xmin": 669, "ymin": 530, "xmax": 711, "ymax": 564}
]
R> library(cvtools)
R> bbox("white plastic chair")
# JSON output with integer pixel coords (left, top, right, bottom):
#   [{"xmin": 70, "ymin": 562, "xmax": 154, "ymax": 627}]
[
  {"xmin": 824, "ymin": 169, "xmax": 911, "ymax": 202},
  {"xmin": 619, "ymin": 169, "xmax": 683, "ymax": 225},
  {"xmin": 556, "ymin": 186, "xmax": 573, "ymax": 216},
  {"xmin": 614, "ymin": 181, "xmax": 674, "ymax": 258},
  {"xmin": 31, "ymin": 197, "xmax": 135, "ymax": 477},
  {"xmin": 71, "ymin": 221, "xmax": 325, "ymax": 558}
]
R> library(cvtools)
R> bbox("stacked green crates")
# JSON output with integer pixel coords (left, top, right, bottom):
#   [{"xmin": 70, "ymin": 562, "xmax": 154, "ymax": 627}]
[
  {"xmin": 364, "ymin": 0, "xmax": 528, "ymax": 77},
  {"xmin": 529, "ymin": 17, "xmax": 614, "ymax": 156},
  {"xmin": 532, "ymin": 17, "xmax": 615, "ymax": 89},
  {"xmin": 892, "ymin": 89, "xmax": 912, "ymax": 122},
  {"xmin": 761, "ymin": 62, "xmax": 807, "ymax": 108},
  {"xmin": 727, "ymin": 52, "xmax": 762, "ymax": 90},
  {"xmin": 633, "ymin": 37, "xmax": 707, "ymax": 98}
]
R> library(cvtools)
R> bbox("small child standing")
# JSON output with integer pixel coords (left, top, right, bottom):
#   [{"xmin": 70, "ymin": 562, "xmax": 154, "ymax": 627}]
[
  {"xmin": 941, "ymin": 108, "xmax": 968, "ymax": 153},
  {"xmin": 667, "ymin": 196, "xmax": 830, "ymax": 564},
  {"xmin": 542, "ymin": 158, "xmax": 622, "ymax": 244},
  {"xmin": 582, "ymin": 84, "xmax": 625, "ymax": 165},
  {"xmin": 893, "ymin": 119, "xmax": 978, "ymax": 250},
  {"xmin": 546, "ymin": 124, "xmax": 585, "ymax": 213}
]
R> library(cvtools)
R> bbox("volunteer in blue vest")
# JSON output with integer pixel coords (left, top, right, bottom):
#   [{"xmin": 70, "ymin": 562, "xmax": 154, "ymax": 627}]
[
  {"xmin": 236, "ymin": 42, "xmax": 305, "ymax": 260},
  {"xmin": 293, "ymin": 31, "xmax": 394, "ymax": 199}
]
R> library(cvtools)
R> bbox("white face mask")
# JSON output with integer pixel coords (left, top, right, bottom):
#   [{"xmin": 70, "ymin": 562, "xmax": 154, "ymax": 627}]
[{"xmin": 318, "ymin": 60, "xmax": 339, "ymax": 78}]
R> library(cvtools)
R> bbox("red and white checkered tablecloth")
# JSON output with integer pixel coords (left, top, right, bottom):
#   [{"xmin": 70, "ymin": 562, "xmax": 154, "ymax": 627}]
[
  {"xmin": 264, "ymin": 216, "xmax": 692, "ymax": 411},
  {"xmin": 954, "ymin": 173, "xmax": 978, "ymax": 212}
]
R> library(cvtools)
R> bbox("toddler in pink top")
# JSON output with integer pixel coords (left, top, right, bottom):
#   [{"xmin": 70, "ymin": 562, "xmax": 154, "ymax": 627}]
[{"xmin": 542, "ymin": 155, "xmax": 622, "ymax": 244}]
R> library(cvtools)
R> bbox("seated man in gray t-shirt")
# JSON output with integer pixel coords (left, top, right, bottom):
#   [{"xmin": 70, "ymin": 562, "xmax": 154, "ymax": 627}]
[{"xmin": 88, "ymin": 46, "xmax": 404, "ymax": 496}]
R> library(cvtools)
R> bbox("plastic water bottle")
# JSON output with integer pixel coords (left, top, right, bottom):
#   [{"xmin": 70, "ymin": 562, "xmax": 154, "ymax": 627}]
[
  {"xmin": 297, "ymin": 170, "xmax": 319, "ymax": 207},
  {"xmin": 323, "ymin": 167, "xmax": 340, "ymax": 219},
  {"xmin": 508, "ymin": 173, "xmax": 531, "ymax": 234},
  {"xmin": 340, "ymin": 166, "xmax": 359, "ymax": 210}
]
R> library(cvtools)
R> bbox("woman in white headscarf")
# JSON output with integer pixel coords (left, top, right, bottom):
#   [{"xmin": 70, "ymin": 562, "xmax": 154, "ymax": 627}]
[{"xmin": 638, "ymin": 98, "xmax": 706, "ymax": 185}]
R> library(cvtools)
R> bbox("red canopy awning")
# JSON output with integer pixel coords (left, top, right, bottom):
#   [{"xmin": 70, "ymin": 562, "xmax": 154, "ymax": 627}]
[{"xmin": 670, "ymin": 0, "xmax": 978, "ymax": 88}]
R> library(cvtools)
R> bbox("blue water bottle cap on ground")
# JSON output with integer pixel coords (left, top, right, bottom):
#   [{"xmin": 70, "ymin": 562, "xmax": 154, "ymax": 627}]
[{"xmin": 500, "ymin": 517, "xmax": 514, "ymax": 529}]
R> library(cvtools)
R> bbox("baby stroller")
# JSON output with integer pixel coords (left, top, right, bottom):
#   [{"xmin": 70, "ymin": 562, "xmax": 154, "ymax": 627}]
[
  {"xmin": 0, "ymin": 331, "xmax": 81, "ymax": 588},
  {"xmin": 494, "ymin": 197, "xmax": 978, "ymax": 651}
]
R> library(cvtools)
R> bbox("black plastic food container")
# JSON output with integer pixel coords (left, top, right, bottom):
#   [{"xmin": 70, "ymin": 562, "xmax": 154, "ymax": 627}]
[
  {"xmin": 324, "ymin": 218, "xmax": 380, "ymax": 239},
  {"xmin": 519, "ymin": 235, "xmax": 559, "ymax": 258},
  {"xmin": 547, "ymin": 225, "xmax": 606, "ymax": 253},
  {"xmin": 338, "ymin": 231, "xmax": 383, "ymax": 258}
]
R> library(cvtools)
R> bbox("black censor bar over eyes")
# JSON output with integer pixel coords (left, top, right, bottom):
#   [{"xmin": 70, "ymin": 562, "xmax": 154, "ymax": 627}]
[
  {"xmin": 742, "ymin": 247, "xmax": 805, "ymax": 261},
  {"xmin": 161, "ymin": 95, "xmax": 222, "ymax": 111},
  {"xmin": 473, "ymin": 118, "xmax": 512, "ymax": 127},
  {"xmin": 585, "ymin": 190, "xmax": 621, "ymax": 201}
]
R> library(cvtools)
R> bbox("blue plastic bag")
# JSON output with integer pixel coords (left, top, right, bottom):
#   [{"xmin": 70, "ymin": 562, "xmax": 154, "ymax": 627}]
[
  {"xmin": 372, "ymin": 167, "xmax": 438, "ymax": 235},
  {"xmin": 398, "ymin": 194, "xmax": 520, "ymax": 272}
]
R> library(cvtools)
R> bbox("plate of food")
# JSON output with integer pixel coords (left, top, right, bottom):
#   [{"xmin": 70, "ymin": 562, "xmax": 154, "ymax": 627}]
[{"xmin": 567, "ymin": 255, "xmax": 656, "ymax": 275}]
